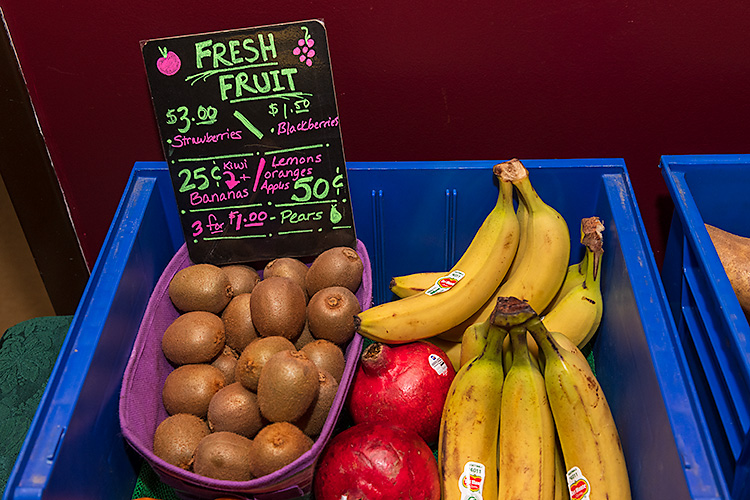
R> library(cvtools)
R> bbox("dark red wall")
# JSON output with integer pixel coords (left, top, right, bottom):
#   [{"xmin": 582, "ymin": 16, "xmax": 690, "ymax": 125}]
[{"xmin": 2, "ymin": 1, "xmax": 749, "ymax": 267}]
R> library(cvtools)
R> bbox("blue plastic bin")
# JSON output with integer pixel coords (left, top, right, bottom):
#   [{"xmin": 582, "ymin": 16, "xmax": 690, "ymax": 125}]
[
  {"xmin": 661, "ymin": 154, "xmax": 750, "ymax": 500},
  {"xmin": 3, "ymin": 159, "xmax": 723, "ymax": 499}
]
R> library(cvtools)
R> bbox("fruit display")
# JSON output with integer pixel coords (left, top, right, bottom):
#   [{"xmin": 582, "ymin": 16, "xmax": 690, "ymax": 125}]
[
  {"xmin": 324, "ymin": 159, "xmax": 630, "ymax": 500},
  {"xmin": 150, "ymin": 246, "xmax": 365, "ymax": 483}
]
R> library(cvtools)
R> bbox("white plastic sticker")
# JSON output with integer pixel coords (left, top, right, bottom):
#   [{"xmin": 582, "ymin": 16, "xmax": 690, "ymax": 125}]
[
  {"xmin": 458, "ymin": 461, "xmax": 486, "ymax": 500},
  {"xmin": 424, "ymin": 270, "xmax": 465, "ymax": 296},
  {"xmin": 428, "ymin": 353, "xmax": 449, "ymax": 376},
  {"xmin": 566, "ymin": 466, "xmax": 591, "ymax": 500}
]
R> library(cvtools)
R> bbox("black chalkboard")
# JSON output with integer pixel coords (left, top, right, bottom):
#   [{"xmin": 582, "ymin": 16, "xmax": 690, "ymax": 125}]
[{"xmin": 141, "ymin": 19, "xmax": 356, "ymax": 265}]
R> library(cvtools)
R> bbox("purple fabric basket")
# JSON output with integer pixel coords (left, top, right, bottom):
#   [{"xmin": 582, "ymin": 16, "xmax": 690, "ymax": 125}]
[{"xmin": 119, "ymin": 241, "xmax": 372, "ymax": 500}]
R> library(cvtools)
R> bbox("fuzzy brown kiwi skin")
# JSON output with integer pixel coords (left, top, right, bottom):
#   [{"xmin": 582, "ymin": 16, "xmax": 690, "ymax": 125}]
[
  {"xmin": 293, "ymin": 370, "xmax": 339, "ymax": 436},
  {"xmin": 305, "ymin": 246, "xmax": 364, "ymax": 297},
  {"xmin": 256, "ymin": 350, "xmax": 320, "ymax": 423},
  {"xmin": 221, "ymin": 293, "xmax": 258, "ymax": 352},
  {"xmin": 263, "ymin": 257, "xmax": 310, "ymax": 300},
  {"xmin": 306, "ymin": 286, "xmax": 362, "ymax": 345},
  {"xmin": 168, "ymin": 264, "xmax": 233, "ymax": 314},
  {"xmin": 192, "ymin": 431, "xmax": 255, "ymax": 481},
  {"xmin": 248, "ymin": 422, "xmax": 313, "ymax": 478},
  {"xmin": 211, "ymin": 346, "xmax": 239, "ymax": 385},
  {"xmin": 207, "ymin": 382, "xmax": 264, "ymax": 439},
  {"xmin": 162, "ymin": 311, "xmax": 226, "ymax": 366},
  {"xmin": 300, "ymin": 339, "xmax": 346, "ymax": 382},
  {"xmin": 152, "ymin": 413, "xmax": 210, "ymax": 469},
  {"xmin": 162, "ymin": 364, "xmax": 225, "ymax": 418},
  {"xmin": 235, "ymin": 336, "xmax": 295, "ymax": 392},
  {"xmin": 221, "ymin": 264, "xmax": 260, "ymax": 295},
  {"xmin": 249, "ymin": 276, "xmax": 307, "ymax": 340}
]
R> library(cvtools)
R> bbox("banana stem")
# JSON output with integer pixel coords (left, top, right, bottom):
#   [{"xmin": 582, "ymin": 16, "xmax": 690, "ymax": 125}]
[
  {"xmin": 508, "ymin": 325, "xmax": 532, "ymax": 368},
  {"xmin": 524, "ymin": 315, "xmax": 561, "ymax": 364},
  {"xmin": 489, "ymin": 296, "xmax": 537, "ymax": 330},
  {"xmin": 479, "ymin": 323, "xmax": 506, "ymax": 361}
]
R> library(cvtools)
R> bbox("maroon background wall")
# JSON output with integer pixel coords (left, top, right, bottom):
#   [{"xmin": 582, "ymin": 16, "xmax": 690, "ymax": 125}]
[{"xmin": 2, "ymin": 1, "xmax": 749, "ymax": 268}]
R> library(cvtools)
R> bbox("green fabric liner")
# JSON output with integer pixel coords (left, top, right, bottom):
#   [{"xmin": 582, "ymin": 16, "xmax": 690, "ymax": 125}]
[{"xmin": 0, "ymin": 315, "xmax": 73, "ymax": 493}]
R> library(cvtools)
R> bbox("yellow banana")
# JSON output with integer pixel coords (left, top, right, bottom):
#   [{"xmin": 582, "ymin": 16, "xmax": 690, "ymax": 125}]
[
  {"xmin": 543, "ymin": 255, "xmax": 587, "ymax": 315},
  {"xmin": 437, "ymin": 159, "xmax": 571, "ymax": 342},
  {"xmin": 355, "ymin": 161, "xmax": 520, "ymax": 343},
  {"xmin": 389, "ymin": 271, "xmax": 443, "ymax": 298},
  {"xmin": 553, "ymin": 437, "xmax": 567, "ymax": 500},
  {"xmin": 542, "ymin": 216, "xmax": 605, "ymax": 348},
  {"xmin": 422, "ymin": 336, "xmax": 462, "ymax": 372},
  {"xmin": 497, "ymin": 325, "xmax": 556, "ymax": 500},
  {"xmin": 459, "ymin": 319, "xmax": 490, "ymax": 368},
  {"xmin": 525, "ymin": 305, "xmax": 632, "ymax": 500},
  {"xmin": 439, "ymin": 321, "xmax": 505, "ymax": 500}
]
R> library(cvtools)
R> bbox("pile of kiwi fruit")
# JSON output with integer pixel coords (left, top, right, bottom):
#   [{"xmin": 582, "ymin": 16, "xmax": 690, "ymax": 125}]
[{"xmin": 153, "ymin": 246, "xmax": 364, "ymax": 481}]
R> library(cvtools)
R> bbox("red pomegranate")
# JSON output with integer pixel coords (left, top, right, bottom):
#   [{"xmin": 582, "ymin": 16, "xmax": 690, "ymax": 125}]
[
  {"xmin": 347, "ymin": 340, "xmax": 456, "ymax": 444},
  {"xmin": 314, "ymin": 422, "xmax": 440, "ymax": 500}
]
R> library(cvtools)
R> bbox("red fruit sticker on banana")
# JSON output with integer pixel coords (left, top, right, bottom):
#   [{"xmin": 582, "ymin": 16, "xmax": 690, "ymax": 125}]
[
  {"xmin": 458, "ymin": 461, "xmax": 486, "ymax": 500},
  {"xmin": 424, "ymin": 270, "xmax": 465, "ymax": 296},
  {"xmin": 567, "ymin": 466, "xmax": 591, "ymax": 500}
]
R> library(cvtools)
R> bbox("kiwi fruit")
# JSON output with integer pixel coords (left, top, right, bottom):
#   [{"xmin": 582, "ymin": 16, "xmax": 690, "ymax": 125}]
[
  {"xmin": 305, "ymin": 246, "xmax": 364, "ymax": 296},
  {"xmin": 192, "ymin": 431, "xmax": 255, "ymax": 481},
  {"xmin": 293, "ymin": 321, "xmax": 315, "ymax": 350},
  {"xmin": 306, "ymin": 286, "xmax": 361, "ymax": 345},
  {"xmin": 257, "ymin": 350, "xmax": 320, "ymax": 422},
  {"xmin": 221, "ymin": 264, "xmax": 260, "ymax": 295},
  {"xmin": 235, "ymin": 336, "xmax": 295, "ymax": 392},
  {"xmin": 162, "ymin": 364, "xmax": 225, "ymax": 418},
  {"xmin": 211, "ymin": 346, "xmax": 239, "ymax": 385},
  {"xmin": 207, "ymin": 382, "xmax": 264, "ymax": 439},
  {"xmin": 221, "ymin": 293, "xmax": 258, "ymax": 352},
  {"xmin": 152, "ymin": 413, "xmax": 210, "ymax": 469},
  {"xmin": 249, "ymin": 276, "xmax": 307, "ymax": 340},
  {"xmin": 300, "ymin": 339, "xmax": 346, "ymax": 382},
  {"xmin": 168, "ymin": 264, "xmax": 233, "ymax": 314},
  {"xmin": 162, "ymin": 311, "xmax": 226, "ymax": 365},
  {"xmin": 247, "ymin": 422, "xmax": 313, "ymax": 478},
  {"xmin": 294, "ymin": 370, "xmax": 339, "ymax": 436},
  {"xmin": 263, "ymin": 257, "xmax": 310, "ymax": 300}
]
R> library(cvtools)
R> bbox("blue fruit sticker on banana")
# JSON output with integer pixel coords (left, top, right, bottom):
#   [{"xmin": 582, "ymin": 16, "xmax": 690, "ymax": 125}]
[
  {"xmin": 567, "ymin": 466, "xmax": 591, "ymax": 500},
  {"xmin": 458, "ymin": 461, "xmax": 486, "ymax": 500},
  {"xmin": 424, "ymin": 270, "xmax": 465, "ymax": 296}
]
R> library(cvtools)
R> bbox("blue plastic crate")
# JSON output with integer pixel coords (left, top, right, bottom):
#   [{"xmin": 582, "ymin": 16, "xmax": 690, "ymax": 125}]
[
  {"xmin": 661, "ymin": 154, "xmax": 750, "ymax": 500},
  {"xmin": 3, "ymin": 159, "xmax": 723, "ymax": 499}
]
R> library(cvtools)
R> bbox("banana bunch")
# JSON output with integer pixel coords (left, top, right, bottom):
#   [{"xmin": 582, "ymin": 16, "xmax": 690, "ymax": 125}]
[
  {"xmin": 357, "ymin": 158, "xmax": 574, "ymax": 345},
  {"xmin": 438, "ymin": 315, "xmax": 505, "ymax": 500},
  {"xmin": 456, "ymin": 215, "xmax": 605, "ymax": 368},
  {"xmin": 354, "ymin": 160, "xmax": 521, "ymax": 343},
  {"xmin": 440, "ymin": 297, "xmax": 631, "ymax": 500}
]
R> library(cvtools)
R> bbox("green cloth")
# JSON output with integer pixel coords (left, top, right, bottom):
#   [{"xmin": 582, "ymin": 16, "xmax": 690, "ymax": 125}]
[
  {"xmin": 0, "ymin": 315, "xmax": 73, "ymax": 493},
  {"xmin": 131, "ymin": 461, "xmax": 180, "ymax": 500}
]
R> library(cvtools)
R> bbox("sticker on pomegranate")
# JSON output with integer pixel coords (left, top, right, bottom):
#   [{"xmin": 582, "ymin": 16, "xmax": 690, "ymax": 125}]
[
  {"xmin": 424, "ymin": 270, "xmax": 465, "ymax": 296},
  {"xmin": 428, "ymin": 353, "xmax": 449, "ymax": 376},
  {"xmin": 458, "ymin": 461, "xmax": 486, "ymax": 500},
  {"xmin": 566, "ymin": 466, "xmax": 591, "ymax": 500}
]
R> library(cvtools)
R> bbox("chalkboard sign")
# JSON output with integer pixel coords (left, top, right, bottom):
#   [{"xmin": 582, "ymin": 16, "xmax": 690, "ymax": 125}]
[{"xmin": 141, "ymin": 19, "xmax": 356, "ymax": 265}]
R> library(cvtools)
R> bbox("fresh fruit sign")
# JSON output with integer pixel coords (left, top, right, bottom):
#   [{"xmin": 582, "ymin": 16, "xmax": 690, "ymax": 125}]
[{"xmin": 141, "ymin": 20, "xmax": 356, "ymax": 265}]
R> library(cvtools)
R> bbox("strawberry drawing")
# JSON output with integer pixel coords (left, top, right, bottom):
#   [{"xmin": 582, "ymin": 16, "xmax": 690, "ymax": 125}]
[{"xmin": 156, "ymin": 47, "xmax": 181, "ymax": 76}]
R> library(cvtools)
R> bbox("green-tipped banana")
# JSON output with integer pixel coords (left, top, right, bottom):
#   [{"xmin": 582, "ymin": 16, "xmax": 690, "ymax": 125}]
[
  {"xmin": 439, "ymin": 321, "xmax": 505, "ymax": 500},
  {"xmin": 497, "ymin": 324, "xmax": 556, "ymax": 500},
  {"xmin": 524, "ymin": 305, "xmax": 632, "ymax": 500},
  {"xmin": 542, "ymin": 216, "xmax": 605, "ymax": 348},
  {"xmin": 438, "ymin": 160, "xmax": 571, "ymax": 342},
  {"xmin": 355, "ymin": 161, "xmax": 520, "ymax": 343}
]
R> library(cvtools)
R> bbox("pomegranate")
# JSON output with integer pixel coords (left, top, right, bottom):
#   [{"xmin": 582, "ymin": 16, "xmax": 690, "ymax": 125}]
[
  {"xmin": 314, "ymin": 422, "xmax": 440, "ymax": 500},
  {"xmin": 347, "ymin": 340, "xmax": 456, "ymax": 444}
]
